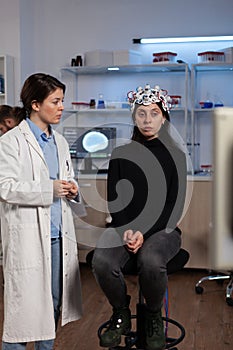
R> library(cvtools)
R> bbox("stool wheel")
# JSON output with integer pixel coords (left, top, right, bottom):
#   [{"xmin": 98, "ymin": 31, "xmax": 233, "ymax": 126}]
[
  {"xmin": 195, "ymin": 286, "xmax": 204, "ymax": 294},
  {"xmin": 226, "ymin": 297, "xmax": 233, "ymax": 306}
]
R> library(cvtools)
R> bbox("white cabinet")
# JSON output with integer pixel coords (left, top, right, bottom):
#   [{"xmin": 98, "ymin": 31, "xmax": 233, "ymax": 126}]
[
  {"xmin": 74, "ymin": 176, "xmax": 108, "ymax": 262},
  {"xmin": 75, "ymin": 175, "xmax": 213, "ymax": 268},
  {"xmin": 191, "ymin": 63, "xmax": 233, "ymax": 173},
  {"xmin": 179, "ymin": 178, "xmax": 212, "ymax": 269},
  {"xmin": 0, "ymin": 55, "xmax": 14, "ymax": 105}
]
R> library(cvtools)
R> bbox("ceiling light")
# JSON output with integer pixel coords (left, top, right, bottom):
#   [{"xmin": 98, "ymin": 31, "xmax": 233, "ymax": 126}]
[
  {"xmin": 133, "ymin": 35, "xmax": 233, "ymax": 44},
  {"xmin": 107, "ymin": 67, "xmax": 120, "ymax": 71}
]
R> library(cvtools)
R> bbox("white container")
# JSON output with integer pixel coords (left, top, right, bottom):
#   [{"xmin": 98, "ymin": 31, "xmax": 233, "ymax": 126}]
[
  {"xmin": 153, "ymin": 52, "xmax": 177, "ymax": 63},
  {"xmin": 71, "ymin": 102, "xmax": 90, "ymax": 110},
  {"xmin": 105, "ymin": 101, "xmax": 130, "ymax": 109},
  {"xmin": 113, "ymin": 50, "xmax": 142, "ymax": 65},
  {"xmin": 197, "ymin": 51, "xmax": 225, "ymax": 63},
  {"xmin": 170, "ymin": 95, "xmax": 182, "ymax": 108},
  {"xmin": 219, "ymin": 47, "xmax": 233, "ymax": 63},
  {"xmin": 84, "ymin": 50, "xmax": 113, "ymax": 66}
]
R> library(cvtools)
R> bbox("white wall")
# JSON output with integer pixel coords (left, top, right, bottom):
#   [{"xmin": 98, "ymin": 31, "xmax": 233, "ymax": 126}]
[
  {"xmin": 0, "ymin": 0, "xmax": 21, "ymax": 102},
  {"xmin": 0, "ymin": 0, "xmax": 233, "ymax": 103}
]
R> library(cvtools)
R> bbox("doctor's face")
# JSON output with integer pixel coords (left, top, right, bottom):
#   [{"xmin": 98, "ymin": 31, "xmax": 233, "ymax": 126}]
[{"xmin": 33, "ymin": 88, "xmax": 64, "ymax": 126}]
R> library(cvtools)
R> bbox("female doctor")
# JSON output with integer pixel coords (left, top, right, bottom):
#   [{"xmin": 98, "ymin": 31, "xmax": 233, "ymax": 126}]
[{"xmin": 0, "ymin": 73, "xmax": 82, "ymax": 350}]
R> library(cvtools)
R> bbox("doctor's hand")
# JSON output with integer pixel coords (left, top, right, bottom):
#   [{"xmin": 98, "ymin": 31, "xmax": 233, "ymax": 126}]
[
  {"xmin": 66, "ymin": 181, "xmax": 79, "ymax": 200},
  {"xmin": 123, "ymin": 229, "xmax": 144, "ymax": 254},
  {"xmin": 53, "ymin": 180, "xmax": 73, "ymax": 198}
]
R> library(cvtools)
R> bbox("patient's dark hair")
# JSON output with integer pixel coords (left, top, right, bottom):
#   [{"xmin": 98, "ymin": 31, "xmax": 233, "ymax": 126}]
[{"xmin": 131, "ymin": 101, "xmax": 171, "ymax": 144}]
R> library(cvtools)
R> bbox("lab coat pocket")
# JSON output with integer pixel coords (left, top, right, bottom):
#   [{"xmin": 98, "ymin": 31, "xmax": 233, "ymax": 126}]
[
  {"xmin": 61, "ymin": 159, "xmax": 71, "ymax": 181},
  {"xmin": 8, "ymin": 224, "xmax": 43, "ymax": 270}
]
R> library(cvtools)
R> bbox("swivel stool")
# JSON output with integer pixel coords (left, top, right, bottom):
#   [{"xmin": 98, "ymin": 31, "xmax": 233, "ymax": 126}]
[
  {"xmin": 86, "ymin": 248, "xmax": 189, "ymax": 350},
  {"xmin": 195, "ymin": 271, "xmax": 233, "ymax": 306}
]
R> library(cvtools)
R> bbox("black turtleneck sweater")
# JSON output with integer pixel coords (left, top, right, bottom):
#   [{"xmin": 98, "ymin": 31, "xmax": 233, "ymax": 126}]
[{"xmin": 107, "ymin": 137, "xmax": 187, "ymax": 240}]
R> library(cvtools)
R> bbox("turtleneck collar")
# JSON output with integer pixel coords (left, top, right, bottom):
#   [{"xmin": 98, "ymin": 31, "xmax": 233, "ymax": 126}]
[{"xmin": 143, "ymin": 137, "xmax": 162, "ymax": 148}]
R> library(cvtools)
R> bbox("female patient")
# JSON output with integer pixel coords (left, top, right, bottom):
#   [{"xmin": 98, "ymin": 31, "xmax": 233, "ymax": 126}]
[{"xmin": 92, "ymin": 84, "xmax": 187, "ymax": 350}]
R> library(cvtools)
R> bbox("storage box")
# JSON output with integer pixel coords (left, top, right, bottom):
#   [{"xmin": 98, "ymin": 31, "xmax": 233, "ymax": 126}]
[
  {"xmin": 113, "ymin": 50, "xmax": 142, "ymax": 65},
  {"xmin": 84, "ymin": 50, "xmax": 113, "ymax": 66},
  {"xmin": 153, "ymin": 52, "xmax": 177, "ymax": 63},
  {"xmin": 71, "ymin": 102, "xmax": 90, "ymax": 110},
  {"xmin": 170, "ymin": 95, "xmax": 182, "ymax": 108},
  {"xmin": 219, "ymin": 47, "xmax": 233, "ymax": 63},
  {"xmin": 197, "ymin": 51, "xmax": 225, "ymax": 63}
]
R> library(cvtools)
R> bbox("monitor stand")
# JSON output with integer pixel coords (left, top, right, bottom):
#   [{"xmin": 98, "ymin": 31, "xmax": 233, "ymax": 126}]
[
  {"xmin": 79, "ymin": 157, "xmax": 108, "ymax": 174},
  {"xmin": 84, "ymin": 157, "xmax": 93, "ymax": 172}
]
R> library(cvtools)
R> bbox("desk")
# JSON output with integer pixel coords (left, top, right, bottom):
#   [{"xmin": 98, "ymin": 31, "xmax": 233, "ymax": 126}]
[
  {"xmin": 75, "ymin": 175, "xmax": 212, "ymax": 267},
  {"xmin": 179, "ymin": 177, "xmax": 212, "ymax": 269}
]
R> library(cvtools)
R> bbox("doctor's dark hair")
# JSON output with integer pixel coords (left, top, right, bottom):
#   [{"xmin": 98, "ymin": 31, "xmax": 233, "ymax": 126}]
[{"xmin": 19, "ymin": 73, "xmax": 66, "ymax": 117}]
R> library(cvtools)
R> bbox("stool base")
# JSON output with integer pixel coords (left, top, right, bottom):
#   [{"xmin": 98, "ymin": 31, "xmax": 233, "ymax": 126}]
[{"xmin": 98, "ymin": 315, "xmax": 185, "ymax": 350}]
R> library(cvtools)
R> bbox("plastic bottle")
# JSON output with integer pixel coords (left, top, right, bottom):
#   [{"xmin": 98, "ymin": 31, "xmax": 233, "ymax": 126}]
[{"xmin": 97, "ymin": 93, "xmax": 105, "ymax": 109}]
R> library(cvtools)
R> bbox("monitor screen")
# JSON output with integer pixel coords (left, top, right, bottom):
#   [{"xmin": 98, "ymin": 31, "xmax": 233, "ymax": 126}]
[
  {"xmin": 63, "ymin": 126, "xmax": 117, "ymax": 159},
  {"xmin": 210, "ymin": 107, "xmax": 233, "ymax": 270}
]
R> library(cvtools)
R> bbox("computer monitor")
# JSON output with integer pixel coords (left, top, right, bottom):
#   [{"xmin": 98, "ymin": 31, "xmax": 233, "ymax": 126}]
[
  {"xmin": 210, "ymin": 107, "xmax": 233, "ymax": 270},
  {"xmin": 63, "ymin": 126, "xmax": 117, "ymax": 172}
]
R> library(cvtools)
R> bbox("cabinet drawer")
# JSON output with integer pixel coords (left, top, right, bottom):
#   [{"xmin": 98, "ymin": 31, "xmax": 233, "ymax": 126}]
[
  {"xmin": 75, "ymin": 207, "xmax": 107, "ymax": 227},
  {"xmin": 179, "ymin": 180, "xmax": 212, "ymax": 269},
  {"xmin": 79, "ymin": 179, "xmax": 106, "ymax": 201},
  {"xmin": 79, "ymin": 179, "xmax": 108, "ymax": 214}
]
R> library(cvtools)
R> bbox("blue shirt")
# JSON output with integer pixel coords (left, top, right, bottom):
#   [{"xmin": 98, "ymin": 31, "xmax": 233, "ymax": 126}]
[{"xmin": 26, "ymin": 118, "xmax": 61, "ymax": 238}]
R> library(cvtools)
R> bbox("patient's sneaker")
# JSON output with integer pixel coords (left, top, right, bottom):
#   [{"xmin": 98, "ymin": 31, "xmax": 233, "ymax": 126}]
[
  {"xmin": 145, "ymin": 308, "xmax": 166, "ymax": 350},
  {"xmin": 99, "ymin": 303, "xmax": 131, "ymax": 348}
]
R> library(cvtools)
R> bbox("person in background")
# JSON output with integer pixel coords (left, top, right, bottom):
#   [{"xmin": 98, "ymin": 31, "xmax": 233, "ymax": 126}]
[
  {"xmin": 0, "ymin": 73, "xmax": 83, "ymax": 350},
  {"xmin": 92, "ymin": 84, "xmax": 187, "ymax": 350},
  {"xmin": 0, "ymin": 104, "xmax": 23, "ymax": 263},
  {"xmin": 0, "ymin": 104, "xmax": 23, "ymax": 135}
]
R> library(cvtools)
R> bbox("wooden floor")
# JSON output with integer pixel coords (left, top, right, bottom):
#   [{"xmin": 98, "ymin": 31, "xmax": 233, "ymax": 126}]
[{"xmin": 0, "ymin": 264, "xmax": 233, "ymax": 350}]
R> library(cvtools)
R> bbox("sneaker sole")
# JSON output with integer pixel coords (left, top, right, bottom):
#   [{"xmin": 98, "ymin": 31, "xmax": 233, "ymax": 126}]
[
  {"xmin": 145, "ymin": 344, "xmax": 166, "ymax": 350},
  {"xmin": 99, "ymin": 328, "xmax": 131, "ymax": 348},
  {"xmin": 99, "ymin": 337, "xmax": 121, "ymax": 348}
]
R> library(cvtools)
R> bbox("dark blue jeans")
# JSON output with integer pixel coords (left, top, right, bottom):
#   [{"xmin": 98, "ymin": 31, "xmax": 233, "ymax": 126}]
[
  {"xmin": 92, "ymin": 228, "xmax": 181, "ymax": 312},
  {"xmin": 2, "ymin": 237, "xmax": 62, "ymax": 350}
]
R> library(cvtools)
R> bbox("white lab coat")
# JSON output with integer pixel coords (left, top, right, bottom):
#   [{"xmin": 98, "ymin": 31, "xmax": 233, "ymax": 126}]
[{"xmin": 0, "ymin": 120, "xmax": 83, "ymax": 343}]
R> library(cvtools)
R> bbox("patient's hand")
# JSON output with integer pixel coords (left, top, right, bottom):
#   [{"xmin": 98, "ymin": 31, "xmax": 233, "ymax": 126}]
[{"xmin": 123, "ymin": 229, "xmax": 144, "ymax": 254}]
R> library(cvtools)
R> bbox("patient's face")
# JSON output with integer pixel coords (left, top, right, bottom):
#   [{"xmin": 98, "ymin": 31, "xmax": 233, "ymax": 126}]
[{"xmin": 134, "ymin": 103, "xmax": 165, "ymax": 140}]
